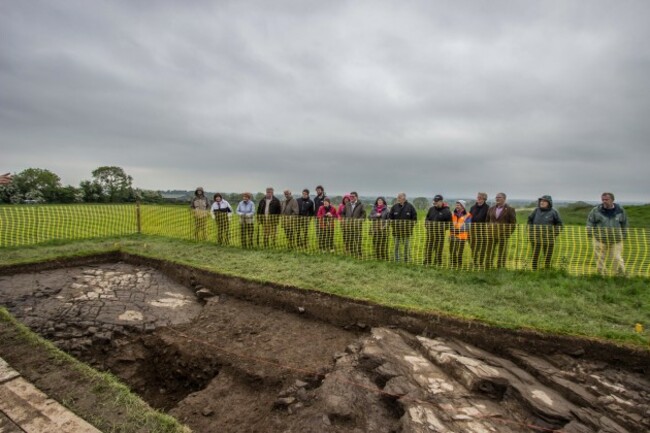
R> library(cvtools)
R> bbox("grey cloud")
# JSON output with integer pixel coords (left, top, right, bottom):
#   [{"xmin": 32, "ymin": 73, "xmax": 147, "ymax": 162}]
[{"xmin": 1, "ymin": 0, "xmax": 649, "ymax": 201}]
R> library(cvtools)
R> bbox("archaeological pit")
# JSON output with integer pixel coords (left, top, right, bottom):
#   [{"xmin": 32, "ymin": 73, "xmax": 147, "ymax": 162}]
[{"xmin": 0, "ymin": 254, "xmax": 648, "ymax": 433}]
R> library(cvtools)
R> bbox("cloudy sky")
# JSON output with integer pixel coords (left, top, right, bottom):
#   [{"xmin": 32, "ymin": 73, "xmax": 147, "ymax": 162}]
[{"xmin": 2, "ymin": 1, "xmax": 649, "ymax": 201}]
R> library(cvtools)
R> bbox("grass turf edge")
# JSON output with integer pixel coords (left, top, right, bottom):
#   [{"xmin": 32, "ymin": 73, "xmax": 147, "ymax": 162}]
[{"xmin": 0, "ymin": 307, "xmax": 191, "ymax": 433}]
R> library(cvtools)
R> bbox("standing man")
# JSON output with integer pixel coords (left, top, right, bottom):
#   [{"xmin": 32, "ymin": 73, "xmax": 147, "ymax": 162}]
[
  {"xmin": 296, "ymin": 188, "xmax": 315, "ymax": 249},
  {"xmin": 527, "ymin": 195, "xmax": 563, "ymax": 270},
  {"xmin": 586, "ymin": 192, "xmax": 628, "ymax": 276},
  {"xmin": 257, "ymin": 187, "xmax": 281, "ymax": 248},
  {"xmin": 423, "ymin": 194, "xmax": 452, "ymax": 266},
  {"xmin": 469, "ymin": 192, "xmax": 490, "ymax": 269},
  {"xmin": 342, "ymin": 191, "xmax": 366, "ymax": 258},
  {"xmin": 314, "ymin": 185, "xmax": 326, "ymax": 246},
  {"xmin": 281, "ymin": 189, "xmax": 299, "ymax": 248},
  {"xmin": 190, "ymin": 187, "xmax": 210, "ymax": 241},
  {"xmin": 314, "ymin": 185, "xmax": 326, "ymax": 216},
  {"xmin": 390, "ymin": 192, "xmax": 418, "ymax": 262},
  {"xmin": 236, "ymin": 192, "xmax": 255, "ymax": 248},
  {"xmin": 486, "ymin": 192, "xmax": 517, "ymax": 269}
]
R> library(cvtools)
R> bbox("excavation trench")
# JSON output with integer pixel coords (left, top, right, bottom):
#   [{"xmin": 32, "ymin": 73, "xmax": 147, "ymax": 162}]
[{"xmin": 0, "ymin": 255, "xmax": 649, "ymax": 433}]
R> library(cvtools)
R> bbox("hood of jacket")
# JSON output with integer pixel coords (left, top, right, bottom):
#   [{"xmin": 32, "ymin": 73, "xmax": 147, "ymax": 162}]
[{"xmin": 538, "ymin": 195, "xmax": 553, "ymax": 209}]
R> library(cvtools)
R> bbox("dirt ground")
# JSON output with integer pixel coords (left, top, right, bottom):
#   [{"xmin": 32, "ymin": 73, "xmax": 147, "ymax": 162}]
[{"xmin": 1, "ymin": 259, "xmax": 649, "ymax": 433}]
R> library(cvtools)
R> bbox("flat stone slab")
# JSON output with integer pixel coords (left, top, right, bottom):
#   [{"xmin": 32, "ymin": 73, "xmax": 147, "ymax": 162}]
[
  {"xmin": 0, "ymin": 358, "xmax": 101, "ymax": 433},
  {"xmin": 0, "ymin": 264, "xmax": 203, "ymax": 347}
]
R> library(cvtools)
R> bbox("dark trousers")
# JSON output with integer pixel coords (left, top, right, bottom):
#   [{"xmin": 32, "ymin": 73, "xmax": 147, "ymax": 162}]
[
  {"xmin": 319, "ymin": 225, "xmax": 335, "ymax": 251},
  {"xmin": 487, "ymin": 237, "xmax": 510, "ymax": 269},
  {"xmin": 449, "ymin": 238, "xmax": 466, "ymax": 269},
  {"xmin": 346, "ymin": 221, "xmax": 363, "ymax": 258},
  {"xmin": 296, "ymin": 218, "xmax": 311, "ymax": 249},
  {"xmin": 282, "ymin": 216, "xmax": 297, "ymax": 248},
  {"xmin": 531, "ymin": 240, "xmax": 555, "ymax": 270},
  {"xmin": 469, "ymin": 229, "xmax": 489, "ymax": 270},
  {"xmin": 424, "ymin": 233, "xmax": 445, "ymax": 266},
  {"xmin": 341, "ymin": 222, "xmax": 351, "ymax": 254},
  {"xmin": 261, "ymin": 222, "xmax": 278, "ymax": 247},
  {"xmin": 215, "ymin": 215, "xmax": 230, "ymax": 245},
  {"xmin": 372, "ymin": 231, "xmax": 389, "ymax": 260}
]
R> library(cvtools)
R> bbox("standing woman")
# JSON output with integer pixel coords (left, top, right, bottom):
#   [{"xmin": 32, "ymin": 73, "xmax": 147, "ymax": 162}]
[
  {"xmin": 190, "ymin": 187, "xmax": 210, "ymax": 241},
  {"xmin": 369, "ymin": 197, "xmax": 390, "ymax": 260},
  {"xmin": 338, "ymin": 194, "xmax": 351, "ymax": 254},
  {"xmin": 236, "ymin": 192, "xmax": 255, "ymax": 248},
  {"xmin": 211, "ymin": 193, "xmax": 233, "ymax": 245},
  {"xmin": 527, "ymin": 195, "xmax": 563, "ymax": 270},
  {"xmin": 317, "ymin": 197, "xmax": 338, "ymax": 252},
  {"xmin": 449, "ymin": 200, "xmax": 472, "ymax": 269}
]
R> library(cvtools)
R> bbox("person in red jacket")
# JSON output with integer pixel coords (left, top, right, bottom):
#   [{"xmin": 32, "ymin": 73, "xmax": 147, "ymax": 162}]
[{"xmin": 317, "ymin": 197, "xmax": 338, "ymax": 252}]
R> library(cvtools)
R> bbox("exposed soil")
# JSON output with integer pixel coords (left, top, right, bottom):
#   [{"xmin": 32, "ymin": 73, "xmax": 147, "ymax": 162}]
[{"xmin": 1, "ymin": 255, "xmax": 649, "ymax": 433}]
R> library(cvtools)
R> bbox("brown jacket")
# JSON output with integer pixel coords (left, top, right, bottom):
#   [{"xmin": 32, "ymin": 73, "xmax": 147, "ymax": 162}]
[
  {"xmin": 281, "ymin": 197, "xmax": 299, "ymax": 216},
  {"xmin": 487, "ymin": 204, "xmax": 517, "ymax": 238}
]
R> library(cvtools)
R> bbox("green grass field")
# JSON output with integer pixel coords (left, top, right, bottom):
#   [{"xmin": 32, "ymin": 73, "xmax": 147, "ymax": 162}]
[{"xmin": 1, "ymin": 235, "xmax": 648, "ymax": 349}]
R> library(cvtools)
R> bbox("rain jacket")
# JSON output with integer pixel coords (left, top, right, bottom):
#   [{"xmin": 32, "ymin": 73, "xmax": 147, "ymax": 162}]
[
  {"xmin": 586, "ymin": 203, "xmax": 628, "ymax": 244},
  {"xmin": 527, "ymin": 195, "xmax": 563, "ymax": 242}
]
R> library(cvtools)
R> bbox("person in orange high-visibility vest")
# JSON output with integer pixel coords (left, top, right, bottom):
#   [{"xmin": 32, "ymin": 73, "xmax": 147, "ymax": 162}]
[{"xmin": 450, "ymin": 200, "xmax": 472, "ymax": 269}]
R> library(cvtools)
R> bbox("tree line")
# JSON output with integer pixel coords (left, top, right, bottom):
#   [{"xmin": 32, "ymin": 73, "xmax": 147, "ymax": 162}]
[{"xmin": 0, "ymin": 166, "xmax": 164, "ymax": 204}]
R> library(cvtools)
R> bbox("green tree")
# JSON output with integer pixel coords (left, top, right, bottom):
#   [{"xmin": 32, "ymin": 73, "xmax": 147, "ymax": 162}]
[
  {"xmin": 56, "ymin": 185, "xmax": 82, "ymax": 203},
  {"xmin": 91, "ymin": 166, "xmax": 134, "ymax": 202},
  {"xmin": 13, "ymin": 168, "xmax": 62, "ymax": 203},
  {"xmin": 79, "ymin": 180, "xmax": 104, "ymax": 203},
  {"xmin": 0, "ymin": 181, "xmax": 19, "ymax": 204}
]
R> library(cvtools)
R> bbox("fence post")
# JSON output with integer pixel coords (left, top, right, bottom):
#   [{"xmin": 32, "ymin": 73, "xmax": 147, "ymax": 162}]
[{"xmin": 136, "ymin": 201, "xmax": 142, "ymax": 234}]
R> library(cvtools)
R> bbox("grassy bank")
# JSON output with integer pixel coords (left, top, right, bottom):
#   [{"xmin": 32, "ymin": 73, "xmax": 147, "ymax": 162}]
[{"xmin": 1, "ymin": 235, "xmax": 648, "ymax": 348}]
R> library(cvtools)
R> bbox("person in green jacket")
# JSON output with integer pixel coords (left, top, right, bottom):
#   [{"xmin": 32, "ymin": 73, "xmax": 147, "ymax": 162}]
[{"xmin": 586, "ymin": 192, "xmax": 628, "ymax": 276}]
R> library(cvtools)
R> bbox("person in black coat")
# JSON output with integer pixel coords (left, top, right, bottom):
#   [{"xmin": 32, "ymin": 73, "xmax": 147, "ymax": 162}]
[
  {"xmin": 469, "ymin": 192, "xmax": 490, "ymax": 269},
  {"xmin": 424, "ymin": 194, "xmax": 452, "ymax": 266},
  {"xmin": 389, "ymin": 192, "xmax": 417, "ymax": 262},
  {"xmin": 296, "ymin": 189, "xmax": 315, "ymax": 249},
  {"xmin": 257, "ymin": 187, "xmax": 281, "ymax": 247}
]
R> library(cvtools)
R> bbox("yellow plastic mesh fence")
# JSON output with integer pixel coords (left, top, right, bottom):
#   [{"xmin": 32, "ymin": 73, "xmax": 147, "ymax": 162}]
[
  {"xmin": 0, "ymin": 204, "xmax": 137, "ymax": 246},
  {"xmin": 1, "ymin": 204, "xmax": 648, "ymax": 277}
]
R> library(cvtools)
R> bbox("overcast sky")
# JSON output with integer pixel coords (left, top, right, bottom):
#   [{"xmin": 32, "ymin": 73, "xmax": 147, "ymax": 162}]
[{"xmin": 2, "ymin": 1, "xmax": 649, "ymax": 202}]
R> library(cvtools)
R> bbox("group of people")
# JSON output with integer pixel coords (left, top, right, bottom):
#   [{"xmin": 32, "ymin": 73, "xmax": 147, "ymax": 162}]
[{"xmin": 190, "ymin": 185, "xmax": 629, "ymax": 275}]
